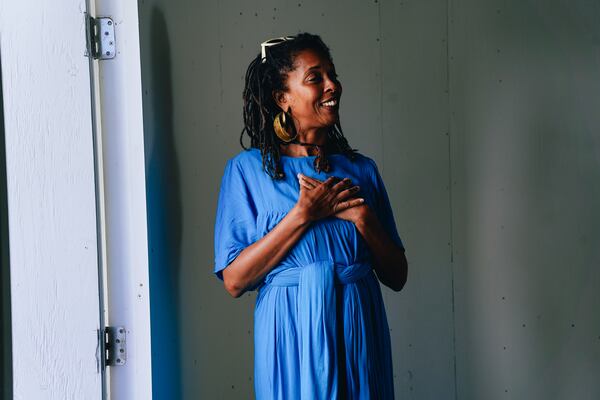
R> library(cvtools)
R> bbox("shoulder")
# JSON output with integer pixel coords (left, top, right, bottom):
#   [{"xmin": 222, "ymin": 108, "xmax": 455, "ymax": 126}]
[
  {"xmin": 354, "ymin": 152, "xmax": 376, "ymax": 168},
  {"xmin": 223, "ymin": 148, "xmax": 263, "ymax": 173},
  {"xmin": 340, "ymin": 151, "xmax": 378, "ymax": 176},
  {"xmin": 228, "ymin": 147, "xmax": 259, "ymax": 165},
  {"xmin": 220, "ymin": 148, "xmax": 266, "ymax": 186}
]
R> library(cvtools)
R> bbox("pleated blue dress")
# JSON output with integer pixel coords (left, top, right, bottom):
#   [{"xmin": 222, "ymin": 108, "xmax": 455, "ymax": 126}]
[{"xmin": 213, "ymin": 147, "xmax": 405, "ymax": 399}]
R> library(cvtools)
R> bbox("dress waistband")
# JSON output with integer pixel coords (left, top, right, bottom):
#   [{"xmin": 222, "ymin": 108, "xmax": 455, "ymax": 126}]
[
  {"xmin": 264, "ymin": 260, "xmax": 373, "ymax": 287},
  {"xmin": 260, "ymin": 260, "xmax": 374, "ymax": 399}
]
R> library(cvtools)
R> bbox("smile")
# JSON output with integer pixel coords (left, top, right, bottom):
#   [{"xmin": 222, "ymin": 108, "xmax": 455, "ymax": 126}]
[{"xmin": 319, "ymin": 98, "xmax": 338, "ymax": 108}]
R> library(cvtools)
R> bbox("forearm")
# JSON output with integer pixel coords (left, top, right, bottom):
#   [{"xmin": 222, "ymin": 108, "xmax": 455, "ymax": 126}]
[
  {"xmin": 354, "ymin": 208, "xmax": 408, "ymax": 291},
  {"xmin": 222, "ymin": 205, "xmax": 312, "ymax": 297}
]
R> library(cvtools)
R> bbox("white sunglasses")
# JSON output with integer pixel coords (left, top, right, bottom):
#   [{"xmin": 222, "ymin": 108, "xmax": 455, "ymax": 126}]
[{"xmin": 261, "ymin": 35, "xmax": 295, "ymax": 63}]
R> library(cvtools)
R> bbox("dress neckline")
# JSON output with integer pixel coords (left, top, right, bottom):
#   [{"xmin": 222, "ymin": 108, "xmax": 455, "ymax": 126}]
[{"xmin": 249, "ymin": 147, "xmax": 343, "ymax": 160}]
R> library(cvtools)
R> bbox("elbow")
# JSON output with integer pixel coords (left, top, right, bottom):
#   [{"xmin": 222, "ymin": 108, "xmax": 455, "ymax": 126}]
[
  {"xmin": 380, "ymin": 270, "xmax": 407, "ymax": 292},
  {"xmin": 391, "ymin": 257, "xmax": 408, "ymax": 292},
  {"xmin": 224, "ymin": 278, "xmax": 245, "ymax": 298},
  {"xmin": 222, "ymin": 269, "xmax": 248, "ymax": 298},
  {"xmin": 221, "ymin": 265, "xmax": 246, "ymax": 298},
  {"xmin": 390, "ymin": 275, "xmax": 407, "ymax": 292}
]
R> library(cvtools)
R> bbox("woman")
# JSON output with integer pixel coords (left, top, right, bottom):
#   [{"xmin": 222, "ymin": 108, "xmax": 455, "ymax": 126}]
[{"xmin": 213, "ymin": 32, "xmax": 408, "ymax": 399}]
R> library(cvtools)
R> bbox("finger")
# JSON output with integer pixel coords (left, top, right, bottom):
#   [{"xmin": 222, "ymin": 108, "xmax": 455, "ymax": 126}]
[
  {"xmin": 298, "ymin": 175, "xmax": 317, "ymax": 189},
  {"xmin": 336, "ymin": 185, "xmax": 361, "ymax": 201},
  {"xmin": 299, "ymin": 180, "xmax": 314, "ymax": 190},
  {"xmin": 332, "ymin": 177, "xmax": 353, "ymax": 191},
  {"xmin": 298, "ymin": 173, "xmax": 324, "ymax": 186},
  {"xmin": 350, "ymin": 197, "xmax": 365, "ymax": 206},
  {"xmin": 323, "ymin": 176, "xmax": 338, "ymax": 187},
  {"xmin": 336, "ymin": 197, "xmax": 365, "ymax": 210}
]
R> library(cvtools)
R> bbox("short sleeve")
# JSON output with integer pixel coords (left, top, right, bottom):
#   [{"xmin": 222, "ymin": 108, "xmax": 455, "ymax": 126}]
[
  {"xmin": 367, "ymin": 158, "xmax": 405, "ymax": 251},
  {"xmin": 213, "ymin": 158, "xmax": 258, "ymax": 281}
]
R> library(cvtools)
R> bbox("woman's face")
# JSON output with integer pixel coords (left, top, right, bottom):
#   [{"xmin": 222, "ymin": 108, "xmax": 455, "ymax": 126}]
[{"xmin": 273, "ymin": 48, "xmax": 342, "ymax": 132}]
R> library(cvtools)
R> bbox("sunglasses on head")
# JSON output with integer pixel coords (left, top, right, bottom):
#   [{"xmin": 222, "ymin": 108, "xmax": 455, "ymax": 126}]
[{"xmin": 261, "ymin": 35, "xmax": 296, "ymax": 63}]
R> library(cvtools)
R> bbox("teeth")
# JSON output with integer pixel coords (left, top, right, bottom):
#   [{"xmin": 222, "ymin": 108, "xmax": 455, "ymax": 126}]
[{"xmin": 321, "ymin": 99, "xmax": 337, "ymax": 107}]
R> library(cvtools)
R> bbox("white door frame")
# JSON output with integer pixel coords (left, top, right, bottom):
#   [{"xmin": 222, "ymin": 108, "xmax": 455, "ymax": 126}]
[
  {"xmin": 90, "ymin": 0, "xmax": 153, "ymax": 398},
  {"xmin": 0, "ymin": 0, "xmax": 152, "ymax": 397}
]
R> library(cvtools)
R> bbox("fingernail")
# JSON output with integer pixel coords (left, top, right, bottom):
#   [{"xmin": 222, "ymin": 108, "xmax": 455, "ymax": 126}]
[{"xmin": 297, "ymin": 173, "xmax": 302, "ymax": 178}]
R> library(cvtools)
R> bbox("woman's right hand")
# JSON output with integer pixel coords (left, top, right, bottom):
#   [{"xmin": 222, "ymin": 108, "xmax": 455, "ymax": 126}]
[{"xmin": 295, "ymin": 174, "xmax": 364, "ymax": 223}]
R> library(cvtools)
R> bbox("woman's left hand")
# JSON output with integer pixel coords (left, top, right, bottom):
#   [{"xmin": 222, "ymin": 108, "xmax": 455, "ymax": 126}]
[
  {"xmin": 297, "ymin": 173, "xmax": 369, "ymax": 224},
  {"xmin": 299, "ymin": 173, "xmax": 407, "ymax": 292}
]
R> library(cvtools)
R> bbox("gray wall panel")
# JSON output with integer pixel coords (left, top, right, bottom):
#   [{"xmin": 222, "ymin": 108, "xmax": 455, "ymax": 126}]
[
  {"xmin": 139, "ymin": 0, "xmax": 454, "ymax": 398},
  {"xmin": 449, "ymin": 1, "xmax": 600, "ymax": 399},
  {"xmin": 138, "ymin": 0, "xmax": 600, "ymax": 398},
  {"xmin": 379, "ymin": 1, "xmax": 456, "ymax": 399}
]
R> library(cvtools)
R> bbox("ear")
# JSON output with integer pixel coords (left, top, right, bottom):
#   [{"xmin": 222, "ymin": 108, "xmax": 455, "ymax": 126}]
[{"xmin": 272, "ymin": 89, "xmax": 289, "ymax": 111}]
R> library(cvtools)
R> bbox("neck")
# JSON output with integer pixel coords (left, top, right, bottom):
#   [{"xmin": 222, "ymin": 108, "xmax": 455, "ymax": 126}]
[
  {"xmin": 280, "ymin": 127, "xmax": 330, "ymax": 157},
  {"xmin": 297, "ymin": 126, "xmax": 329, "ymax": 146}
]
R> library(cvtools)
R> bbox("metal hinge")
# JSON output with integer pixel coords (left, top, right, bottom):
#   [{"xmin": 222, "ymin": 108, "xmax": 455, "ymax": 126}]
[
  {"xmin": 104, "ymin": 326, "xmax": 127, "ymax": 366},
  {"xmin": 85, "ymin": 12, "xmax": 116, "ymax": 60}
]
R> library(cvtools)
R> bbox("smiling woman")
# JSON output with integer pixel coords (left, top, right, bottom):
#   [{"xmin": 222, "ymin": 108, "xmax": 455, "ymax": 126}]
[
  {"xmin": 213, "ymin": 32, "xmax": 408, "ymax": 399},
  {"xmin": 241, "ymin": 33, "xmax": 355, "ymax": 175},
  {"xmin": 272, "ymin": 47, "xmax": 342, "ymax": 136}
]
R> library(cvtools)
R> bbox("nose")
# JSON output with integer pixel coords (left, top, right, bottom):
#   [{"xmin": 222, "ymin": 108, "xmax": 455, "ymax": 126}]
[{"xmin": 324, "ymin": 73, "xmax": 340, "ymax": 95}]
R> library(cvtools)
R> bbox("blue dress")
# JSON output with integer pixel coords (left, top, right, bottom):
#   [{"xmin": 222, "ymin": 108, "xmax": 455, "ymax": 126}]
[{"xmin": 213, "ymin": 147, "xmax": 405, "ymax": 399}]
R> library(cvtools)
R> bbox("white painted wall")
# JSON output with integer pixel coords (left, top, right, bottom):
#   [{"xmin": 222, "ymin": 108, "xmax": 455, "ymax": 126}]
[{"xmin": 0, "ymin": 1, "xmax": 102, "ymax": 399}]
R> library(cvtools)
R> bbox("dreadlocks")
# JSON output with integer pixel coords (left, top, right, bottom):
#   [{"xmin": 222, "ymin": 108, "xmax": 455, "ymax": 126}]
[{"xmin": 240, "ymin": 32, "xmax": 358, "ymax": 180}]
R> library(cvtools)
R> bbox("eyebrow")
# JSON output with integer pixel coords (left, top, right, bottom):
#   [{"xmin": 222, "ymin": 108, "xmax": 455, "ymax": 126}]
[
  {"xmin": 304, "ymin": 64, "xmax": 334, "ymax": 75},
  {"xmin": 303, "ymin": 65, "xmax": 321, "ymax": 76}
]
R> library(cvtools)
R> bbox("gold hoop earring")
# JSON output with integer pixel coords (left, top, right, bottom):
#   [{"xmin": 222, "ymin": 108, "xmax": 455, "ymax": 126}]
[{"xmin": 273, "ymin": 109, "xmax": 298, "ymax": 142}]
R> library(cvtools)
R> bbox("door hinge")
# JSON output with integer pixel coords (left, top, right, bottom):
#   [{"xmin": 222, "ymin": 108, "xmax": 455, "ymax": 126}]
[
  {"xmin": 85, "ymin": 12, "xmax": 116, "ymax": 60},
  {"xmin": 104, "ymin": 326, "xmax": 127, "ymax": 366}
]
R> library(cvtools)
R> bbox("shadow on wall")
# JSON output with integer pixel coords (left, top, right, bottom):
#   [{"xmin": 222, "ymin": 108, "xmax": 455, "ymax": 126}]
[
  {"xmin": 142, "ymin": 6, "xmax": 183, "ymax": 399},
  {"xmin": 0, "ymin": 50, "xmax": 13, "ymax": 400}
]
